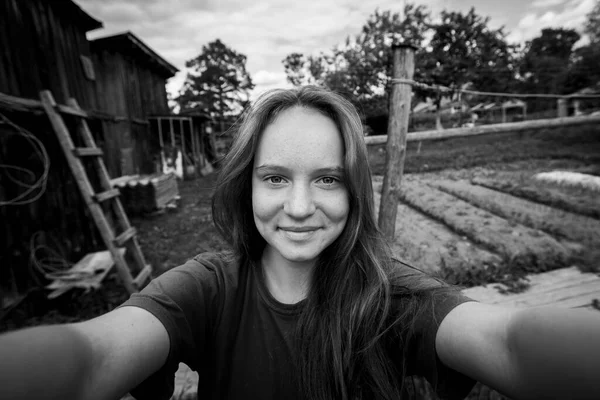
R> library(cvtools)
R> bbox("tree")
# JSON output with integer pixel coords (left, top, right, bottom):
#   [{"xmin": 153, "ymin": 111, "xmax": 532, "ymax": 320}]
[
  {"xmin": 518, "ymin": 28, "xmax": 580, "ymax": 98},
  {"xmin": 565, "ymin": 3, "xmax": 600, "ymax": 97},
  {"xmin": 419, "ymin": 7, "xmax": 515, "ymax": 128},
  {"xmin": 282, "ymin": 4, "xmax": 432, "ymax": 116},
  {"xmin": 585, "ymin": 0, "xmax": 600, "ymax": 43},
  {"xmin": 176, "ymin": 39, "xmax": 254, "ymax": 132}
]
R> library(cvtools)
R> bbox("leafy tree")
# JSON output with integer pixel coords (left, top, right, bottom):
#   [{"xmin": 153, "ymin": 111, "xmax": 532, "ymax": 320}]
[
  {"xmin": 176, "ymin": 39, "xmax": 254, "ymax": 132},
  {"xmin": 419, "ymin": 7, "xmax": 515, "ymax": 128},
  {"xmin": 585, "ymin": 0, "xmax": 600, "ymax": 43},
  {"xmin": 565, "ymin": 3, "xmax": 600, "ymax": 96},
  {"xmin": 518, "ymin": 28, "xmax": 580, "ymax": 97},
  {"xmin": 282, "ymin": 4, "xmax": 432, "ymax": 115}
]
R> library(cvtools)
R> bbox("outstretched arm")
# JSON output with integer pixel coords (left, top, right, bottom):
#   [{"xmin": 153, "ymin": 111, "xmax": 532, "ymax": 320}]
[
  {"xmin": 0, "ymin": 306, "xmax": 170, "ymax": 400},
  {"xmin": 436, "ymin": 302, "xmax": 600, "ymax": 399}
]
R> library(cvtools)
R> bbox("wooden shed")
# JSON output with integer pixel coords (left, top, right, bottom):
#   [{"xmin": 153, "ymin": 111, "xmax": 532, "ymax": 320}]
[
  {"xmin": 0, "ymin": 0, "xmax": 107, "ymax": 304},
  {"xmin": 0, "ymin": 1, "xmax": 177, "ymax": 306},
  {"xmin": 90, "ymin": 31, "xmax": 179, "ymax": 177},
  {"xmin": 0, "ymin": 0, "xmax": 102, "ymax": 106}
]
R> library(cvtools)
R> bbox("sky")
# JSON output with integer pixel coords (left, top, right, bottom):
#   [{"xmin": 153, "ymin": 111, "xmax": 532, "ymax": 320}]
[{"xmin": 76, "ymin": 0, "xmax": 596, "ymax": 99}]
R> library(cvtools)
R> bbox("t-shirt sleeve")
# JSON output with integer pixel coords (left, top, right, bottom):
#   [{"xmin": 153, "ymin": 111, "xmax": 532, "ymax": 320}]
[
  {"xmin": 117, "ymin": 254, "xmax": 222, "ymax": 400},
  {"xmin": 407, "ymin": 290, "xmax": 477, "ymax": 399}
]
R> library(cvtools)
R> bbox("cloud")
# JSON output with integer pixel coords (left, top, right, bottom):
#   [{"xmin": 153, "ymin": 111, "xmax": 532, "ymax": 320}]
[
  {"xmin": 81, "ymin": 0, "xmax": 588, "ymax": 99},
  {"xmin": 531, "ymin": 0, "xmax": 568, "ymax": 8},
  {"xmin": 508, "ymin": 0, "xmax": 595, "ymax": 43},
  {"xmin": 76, "ymin": 0, "xmax": 414, "ymax": 97}
]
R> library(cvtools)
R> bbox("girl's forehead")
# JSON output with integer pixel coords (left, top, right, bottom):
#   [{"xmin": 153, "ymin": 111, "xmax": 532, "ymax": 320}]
[{"xmin": 254, "ymin": 107, "xmax": 344, "ymax": 167}]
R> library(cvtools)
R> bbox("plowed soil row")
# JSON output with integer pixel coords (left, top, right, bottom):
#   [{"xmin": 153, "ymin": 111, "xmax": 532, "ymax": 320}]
[
  {"xmin": 472, "ymin": 176, "xmax": 600, "ymax": 220},
  {"xmin": 398, "ymin": 179, "xmax": 574, "ymax": 270},
  {"xmin": 432, "ymin": 179, "xmax": 600, "ymax": 250},
  {"xmin": 373, "ymin": 190, "xmax": 501, "ymax": 275}
]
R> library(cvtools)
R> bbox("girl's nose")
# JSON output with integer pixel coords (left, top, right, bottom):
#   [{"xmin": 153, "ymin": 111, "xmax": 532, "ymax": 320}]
[{"xmin": 284, "ymin": 184, "xmax": 316, "ymax": 219}]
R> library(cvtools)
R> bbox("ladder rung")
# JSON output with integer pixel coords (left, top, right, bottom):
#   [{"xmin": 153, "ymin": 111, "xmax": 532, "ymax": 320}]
[
  {"xmin": 94, "ymin": 188, "xmax": 120, "ymax": 202},
  {"xmin": 57, "ymin": 104, "xmax": 88, "ymax": 118},
  {"xmin": 114, "ymin": 227, "xmax": 137, "ymax": 246},
  {"xmin": 133, "ymin": 264, "xmax": 152, "ymax": 287},
  {"xmin": 73, "ymin": 147, "xmax": 103, "ymax": 157}
]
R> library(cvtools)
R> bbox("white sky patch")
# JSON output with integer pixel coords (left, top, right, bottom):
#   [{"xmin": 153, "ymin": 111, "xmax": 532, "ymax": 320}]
[
  {"xmin": 508, "ymin": 0, "xmax": 594, "ymax": 43},
  {"xmin": 531, "ymin": 0, "xmax": 569, "ymax": 8}
]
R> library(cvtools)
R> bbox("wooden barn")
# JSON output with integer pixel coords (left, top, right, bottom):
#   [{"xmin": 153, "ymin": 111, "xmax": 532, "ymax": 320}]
[
  {"xmin": 0, "ymin": 0, "xmax": 182, "ymax": 306},
  {"xmin": 90, "ymin": 31, "xmax": 178, "ymax": 177}
]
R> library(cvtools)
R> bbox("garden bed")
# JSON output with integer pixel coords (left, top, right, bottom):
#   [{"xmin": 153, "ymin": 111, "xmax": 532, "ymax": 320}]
[
  {"xmin": 432, "ymin": 179, "xmax": 600, "ymax": 251},
  {"xmin": 472, "ymin": 175, "xmax": 600, "ymax": 220},
  {"xmin": 398, "ymin": 179, "xmax": 574, "ymax": 271},
  {"xmin": 374, "ymin": 189, "xmax": 501, "ymax": 275}
]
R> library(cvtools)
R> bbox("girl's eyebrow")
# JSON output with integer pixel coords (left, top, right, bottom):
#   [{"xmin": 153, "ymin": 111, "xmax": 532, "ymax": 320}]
[{"xmin": 255, "ymin": 164, "xmax": 345, "ymax": 174}]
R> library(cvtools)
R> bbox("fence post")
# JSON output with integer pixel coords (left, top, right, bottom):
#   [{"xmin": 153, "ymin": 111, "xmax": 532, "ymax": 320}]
[
  {"xmin": 378, "ymin": 43, "xmax": 416, "ymax": 240},
  {"xmin": 557, "ymin": 98, "xmax": 568, "ymax": 118}
]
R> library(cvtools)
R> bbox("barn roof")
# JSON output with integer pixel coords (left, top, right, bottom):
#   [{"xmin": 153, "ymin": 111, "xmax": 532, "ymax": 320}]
[
  {"xmin": 62, "ymin": 0, "xmax": 103, "ymax": 32},
  {"xmin": 90, "ymin": 31, "xmax": 179, "ymax": 78}
]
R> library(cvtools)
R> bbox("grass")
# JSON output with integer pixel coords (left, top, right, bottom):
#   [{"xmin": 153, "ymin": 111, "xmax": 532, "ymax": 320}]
[{"xmin": 367, "ymin": 123, "xmax": 600, "ymax": 175}]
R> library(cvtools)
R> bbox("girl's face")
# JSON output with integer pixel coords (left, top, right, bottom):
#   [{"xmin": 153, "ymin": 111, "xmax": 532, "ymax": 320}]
[{"xmin": 252, "ymin": 106, "xmax": 349, "ymax": 267}]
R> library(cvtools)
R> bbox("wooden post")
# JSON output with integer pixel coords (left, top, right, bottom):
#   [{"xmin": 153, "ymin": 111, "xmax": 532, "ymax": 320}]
[
  {"xmin": 157, "ymin": 117, "xmax": 164, "ymax": 148},
  {"xmin": 557, "ymin": 98, "xmax": 568, "ymax": 118},
  {"xmin": 169, "ymin": 118, "xmax": 175, "ymax": 147},
  {"xmin": 180, "ymin": 118, "xmax": 186, "ymax": 175},
  {"xmin": 378, "ymin": 44, "xmax": 416, "ymax": 240}
]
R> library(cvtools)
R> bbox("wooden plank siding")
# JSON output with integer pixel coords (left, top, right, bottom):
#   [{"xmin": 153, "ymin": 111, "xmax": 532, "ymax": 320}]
[
  {"xmin": 90, "ymin": 32, "xmax": 176, "ymax": 177},
  {"xmin": 0, "ymin": 0, "xmax": 100, "ymax": 107},
  {"xmin": 0, "ymin": 0, "xmax": 105, "ymax": 296},
  {"xmin": 0, "ymin": 2, "xmax": 178, "ymax": 301}
]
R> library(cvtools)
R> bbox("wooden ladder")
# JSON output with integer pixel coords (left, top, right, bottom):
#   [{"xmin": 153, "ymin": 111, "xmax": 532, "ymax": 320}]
[{"xmin": 40, "ymin": 90, "xmax": 152, "ymax": 294}]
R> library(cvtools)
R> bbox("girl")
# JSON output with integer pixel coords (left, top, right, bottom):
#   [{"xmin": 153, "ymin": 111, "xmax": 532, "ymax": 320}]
[{"xmin": 1, "ymin": 86, "xmax": 599, "ymax": 400}]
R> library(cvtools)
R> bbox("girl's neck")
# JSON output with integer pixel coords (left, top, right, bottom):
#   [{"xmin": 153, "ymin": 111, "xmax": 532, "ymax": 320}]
[{"xmin": 261, "ymin": 249, "xmax": 314, "ymax": 305}]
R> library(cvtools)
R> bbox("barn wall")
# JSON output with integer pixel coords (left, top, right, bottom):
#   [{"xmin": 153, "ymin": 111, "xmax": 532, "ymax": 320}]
[
  {"xmin": 0, "ymin": 0, "xmax": 97, "ymax": 107},
  {"xmin": 92, "ymin": 48, "xmax": 171, "ymax": 176},
  {"xmin": 0, "ymin": 0, "xmax": 102, "ymax": 296}
]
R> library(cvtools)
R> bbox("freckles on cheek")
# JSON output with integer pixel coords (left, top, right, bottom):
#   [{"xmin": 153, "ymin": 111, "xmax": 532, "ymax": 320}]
[{"xmin": 252, "ymin": 188, "xmax": 280, "ymax": 222}]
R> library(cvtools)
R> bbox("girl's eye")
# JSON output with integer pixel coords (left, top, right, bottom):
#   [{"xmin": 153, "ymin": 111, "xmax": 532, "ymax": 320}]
[
  {"xmin": 267, "ymin": 176, "xmax": 284, "ymax": 184},
  {"xmin": 319, "ymin": 176, "xmax": 338, "ymax": 185}
]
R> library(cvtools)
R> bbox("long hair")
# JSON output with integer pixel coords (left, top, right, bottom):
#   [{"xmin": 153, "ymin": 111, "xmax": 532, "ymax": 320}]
[{"xmin": 212, "ymin": 86, "xmax": 449, "ymax": 399}]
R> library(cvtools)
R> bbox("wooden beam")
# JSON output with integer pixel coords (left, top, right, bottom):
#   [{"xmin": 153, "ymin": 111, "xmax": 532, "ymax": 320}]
[
  {"xmin": 158, "ymin": 117, "xmax": 164, "ymax": 148},
  {"xmin": 0, "ymin": 91, "xmax": 147, "ymax": 125},
  {"xmin": 378, "ymin": 44, "xmax": 416, "ymax": 240},
  {"xmin": 180, "ymin": 118, "xmax": 186, "ymax": 171},
  {"xmin": 364, "ymin": 114, "xmax": 600, "ymax": 146},
  {"xmin": 170, "ymin": 118, "xmax": 175, "ymax": 147}
]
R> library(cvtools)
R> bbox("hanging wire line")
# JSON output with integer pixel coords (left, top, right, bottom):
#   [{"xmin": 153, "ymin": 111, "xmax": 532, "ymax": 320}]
[
  {"xmin": 390, "ymin": 78, "xmax": 600, "ymax": 99},
  {"xmin": 29, "ymin": 231, "xmax": 84, "ymax": 282},
  {"xmin": 0, "ymin": 112, "xmax": 50, "ymax": 206}
]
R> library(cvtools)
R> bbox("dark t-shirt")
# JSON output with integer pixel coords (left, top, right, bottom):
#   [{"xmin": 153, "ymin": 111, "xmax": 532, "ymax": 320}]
[{"xmin": 120, "ymin": 252, "xmax": 476, "ymax": 400}]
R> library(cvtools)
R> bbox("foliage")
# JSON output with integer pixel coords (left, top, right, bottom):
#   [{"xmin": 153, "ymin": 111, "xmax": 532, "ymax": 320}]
[
  {"xmin": 585, "ymin": 0, "xmax": 600, "ymax": 43},
  {"xmin": 282, "ymin": 4, "xmax": 431, "ymax": 115},
  {"xmin": 419, "ymin": 8, "xmax": 516, "ymax": 97},
  {"xmin": 282, "ymin": 2, "xmax": 600, "ymax": 127},
  {"xmin": 566, "ymin": 43, "xmax": 600, "ymax": 93},
  {"xmin": 176, "ymin": 39, "xmax": 254, "ymax": 124},
  {"xmin": 518, "ymin": 28, "xmax": 581, "ymax": 95}
]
